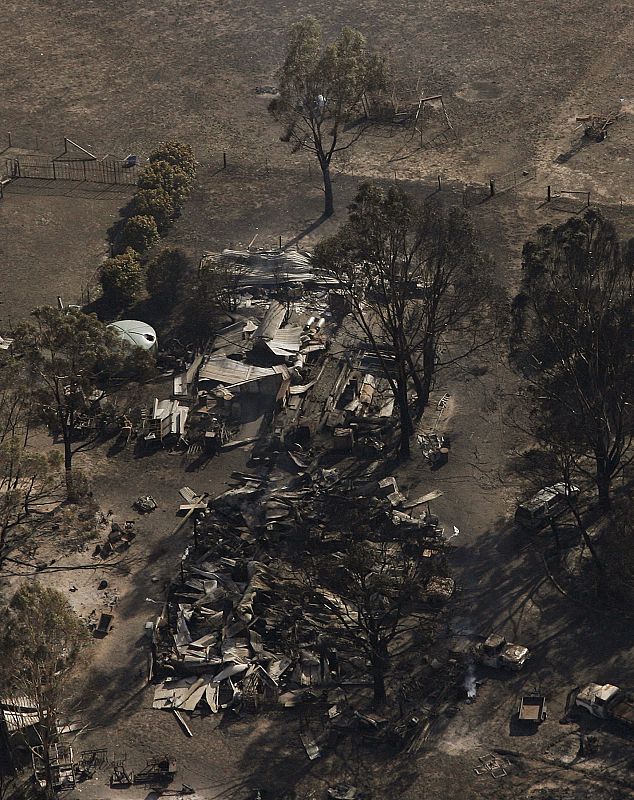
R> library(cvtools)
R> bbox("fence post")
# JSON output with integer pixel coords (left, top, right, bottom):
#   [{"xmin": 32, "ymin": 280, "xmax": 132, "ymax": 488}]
[
  {"xmin": 547, "ymin": 185, "xmax": 551, "ymax": 202},
  {"xmin": 279, "ymin": 235, "xmax": 282, "ymax": 249},
  {"xmin": 52, "ymin": 161, "xmax": 56, "ymax": 180},
  {"xmin": 83, "ymin": 162, "xmax": 87, "ymax": 181},
  {"xmin": 489, "ymin": 179, "xmax": 495, "ymax": 197},
  {"xmin": 437, "ymin": 175, "xmax": 441, "ymax": 191},
  {"xmin": 223, "ymin": 152, "xmax": 227, "ymax": 169},
  {"xmin": 587, "ymin": 191, "xmax": 591, "ymax": 207}
]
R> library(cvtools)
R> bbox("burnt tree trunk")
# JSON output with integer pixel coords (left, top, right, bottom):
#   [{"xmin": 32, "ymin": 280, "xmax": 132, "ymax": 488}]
[
  {"xmin": 63, "ymin": 434, "xmax": 75, "ymax": 502},
  {"xmin": 320, "ymin": 157, "xmax": 334, "ymax": 218},
  {"xmin": 396, "ymin": 365, "xmax": 412, "ymax": 461},
  {"xmin": 370, "ymin": 641, "xmax": 389, "ymax": 708}
]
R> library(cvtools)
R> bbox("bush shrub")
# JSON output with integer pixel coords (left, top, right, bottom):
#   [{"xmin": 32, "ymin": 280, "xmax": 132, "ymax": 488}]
[
  {"xmin": 100, "ymin": 249, "xmax": 145, "ymax": 308},
  {"xmin": 128, "ymin": 188, "xmax": 175, "ymax": 234},
  {"xmin": 146, "ymin": 247, "xmax": 192, "ymax": 306},
  {"xmin": 148, "ymin": 140, "xmax": 197, "ymax": 180},
  {"xmin": 138, "ymin": 160, "xmax": 192, "ymax": 209},
  {"xmin": 121, "ymin": 214, "xmax": 160, "ymax": 253}
]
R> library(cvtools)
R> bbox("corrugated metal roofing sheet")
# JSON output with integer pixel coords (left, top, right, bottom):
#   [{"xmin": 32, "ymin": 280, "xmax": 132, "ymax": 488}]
[
  {"xmin": 199, "ymin": 356, "xmax": 282, "ymax": 386},
  {"xmin": 200, "ymin": 249, "xmax": 338, "ymax": 287}
]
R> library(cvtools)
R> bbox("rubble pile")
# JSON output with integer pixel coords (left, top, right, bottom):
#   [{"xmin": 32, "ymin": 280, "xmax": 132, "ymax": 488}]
[{"xmin": 150, "ymin": 463, "xmax": 454, "ymax": 737}]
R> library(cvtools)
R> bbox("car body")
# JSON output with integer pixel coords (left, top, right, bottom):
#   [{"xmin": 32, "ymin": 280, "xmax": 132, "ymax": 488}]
[
  {"xmin": 474, "ymin": 633, "xmax": 530, "ymax": 670},
  {"xmin": 515, "ymin": 483, "xmax": 580, "ymax": 530}
]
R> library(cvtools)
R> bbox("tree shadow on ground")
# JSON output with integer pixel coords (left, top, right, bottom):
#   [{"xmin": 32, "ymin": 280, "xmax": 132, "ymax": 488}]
[
  {"xmin": 283, "ymin": 212, "xmax": 329, "ymax": 249},
  {"xmin": 449, "ymin": 513, "xmax": 634, "ymax": 689}
]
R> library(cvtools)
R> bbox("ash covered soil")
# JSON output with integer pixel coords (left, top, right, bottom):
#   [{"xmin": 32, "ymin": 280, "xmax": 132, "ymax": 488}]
[{"xmin": 1, "ymin": 1, "xmax": 634, "ymax": 799}]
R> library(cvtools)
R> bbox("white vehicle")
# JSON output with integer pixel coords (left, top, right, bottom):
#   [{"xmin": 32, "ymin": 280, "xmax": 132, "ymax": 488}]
[
  {"xmin": 575, "ymin": 683, "xmax": 634, "ymax": 727},
  {"xmin": 515, "ymin": 483, "xmax": 580, "ymax": 530}
]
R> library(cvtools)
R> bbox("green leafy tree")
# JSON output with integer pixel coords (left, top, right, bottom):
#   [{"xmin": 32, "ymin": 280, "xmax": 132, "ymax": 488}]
[
  {"xmin": 511, "ymin": 210, "xmax": 634, "ymax": 508},
  {"xmin": 146, "ymin": 247, "xmax": 192, "ymax": 307},
  {"xmin": 13, "ymin": 308, "xmax": 129, "ymax": 500},
  {"xmin": 100, "ymin": 249, "xmax": 145, "ymax": 308},
  {"xmin": 138, "ymin": 160, "xmax": 192, "ymax": 209},
  {"xmin": 270, "ymin": 17, "xmax": 385, "ymax": 217},
  {"xmin": 128, "ymin": 187, "xmax": 175, "ymax": 234},
  {"xmin": 120, "ymin": 214, "xmax": 160, "ymax": 253},
  {"xmin": 148, "ymin": 140, "xmax": 197, "ymax": 181},
  {"xmin": 0, "ymin": 582, "xmax": 87, "ymax": 799}
]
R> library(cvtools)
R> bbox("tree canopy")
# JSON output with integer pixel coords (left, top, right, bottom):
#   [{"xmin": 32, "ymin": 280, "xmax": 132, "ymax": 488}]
[
  {"xmin": 146, "ymin": 247, "xmax": 193, "ymax": 307},
  {"xmin": 0, "ymin": 582, "xmax": 87, "ymax": 797},
  {"xmin": 138, "ymin": 159, "xmax": 193, "ymax": 210},
  {"xmin": 511, "ymin": 210, "xmax": 634, "ymax": 506},
  {"xmin": 315, "ymin": 183, "xmax": 500, "ymax": 458},
  {"xmin": 0, "ymin": 374, "xmax": 62, "ymax": 570},
  {"xmin": 129, "ymin": 187, "xmax": 175, "ymax": 234},
  {"xmin": 120, "ymin": 214, "xmax": 160, "ymax": 254},
  {"xmin": 13, "ymin": 308, "xmax": 130, "ymax": 499},
  {"xmin": 100, "ymin": 248, "xmax": 146, "ymax": 308},
  {"xmin": 270, "ymin": 17, "xmax": 384, "ymax": 216},
  {"xmin": 148, "ymin": 140, "xmax": 197, "ymax": 180}
]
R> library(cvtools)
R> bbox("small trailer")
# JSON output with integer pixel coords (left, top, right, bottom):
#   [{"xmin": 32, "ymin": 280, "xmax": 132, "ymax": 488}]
[{"xmin": 518, "ymin": 693, "xmax": 547, "ymax": 724}]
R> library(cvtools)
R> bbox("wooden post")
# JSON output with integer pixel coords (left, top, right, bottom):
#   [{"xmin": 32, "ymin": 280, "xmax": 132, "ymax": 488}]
[
  {"xmin": 52, "ymin": 161, "xmax": 56, "ymax": 180},
  {"xmin": 223, "ymin": 152, "xmax": 227, "ymax": 169},
  {"xmin": 279, "ymin": 235, "xmax": 282, "ymax": 249},
  {"xmin": 437, "ymin": 175, "xmax": 441, "ymax": 191},
  {"xmin": 489, "ymin": 179, "xmax": 495, "ymax": 197},
  {"xmin": 587, "ymin": 191, "xmax": 591, "ymax": 207},
  {"xmin": 82, "ymin": 162, "xmax": 87, "ymax": 181},
  {"xmin": 547, "ymin": 185, "xmax": 551, "ymax": 202}
]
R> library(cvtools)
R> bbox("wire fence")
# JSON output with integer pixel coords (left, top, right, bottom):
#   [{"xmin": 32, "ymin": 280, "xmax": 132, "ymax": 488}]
[{"xmin": 4, "ymin": 156, "xmax": 139, "ymax": 185}]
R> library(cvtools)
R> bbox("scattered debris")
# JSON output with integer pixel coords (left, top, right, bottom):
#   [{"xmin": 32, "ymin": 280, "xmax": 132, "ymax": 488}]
[
  {"xmin": 328, "ymin": 785, "xmax": 361, "ymax": 800},
  {"xmin": 300, "ymin": 732, "xmax": 321, "ymax": 760},
  {"xmin": 173, "ymin": 709, "xmax": 193, "ymax": 737},
  {"xmin": 474, "ymin": 753, "xmax": 511, "ymax": 778},
  {"xmin": 576, "ymin": 111, "xmax": 621, "ymax": 142},
  {"xmin": 94, "ymin": 612, "xmax": 114, "ymax": 637},
  {"xmin": 134, "ymin": 496, "xmax": 158, "ymax": 514}
]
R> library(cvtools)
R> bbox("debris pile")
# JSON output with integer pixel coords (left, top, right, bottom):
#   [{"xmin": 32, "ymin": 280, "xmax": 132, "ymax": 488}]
[{"xmin": 149, "ymin": 463, "xmax": 457, "ymax": 744}]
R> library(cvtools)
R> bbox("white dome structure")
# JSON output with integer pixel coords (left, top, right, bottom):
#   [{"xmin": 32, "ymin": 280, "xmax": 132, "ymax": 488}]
[{"xmin": 108, "ymin": 320, "xmax": 158, "ymax": 355}]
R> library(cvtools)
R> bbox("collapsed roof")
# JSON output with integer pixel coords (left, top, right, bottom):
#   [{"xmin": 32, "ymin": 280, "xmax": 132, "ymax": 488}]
[
  {"xmin": 252, "ymin": 301, "xmax": 302, "ymax": 357},
  {"xmin": 199, "ymin": 249, "xmax": 338, "ymax": 289},
  {"xmin": 198, "ymin": 356, "xmax": 290, "ymax": 392}
]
